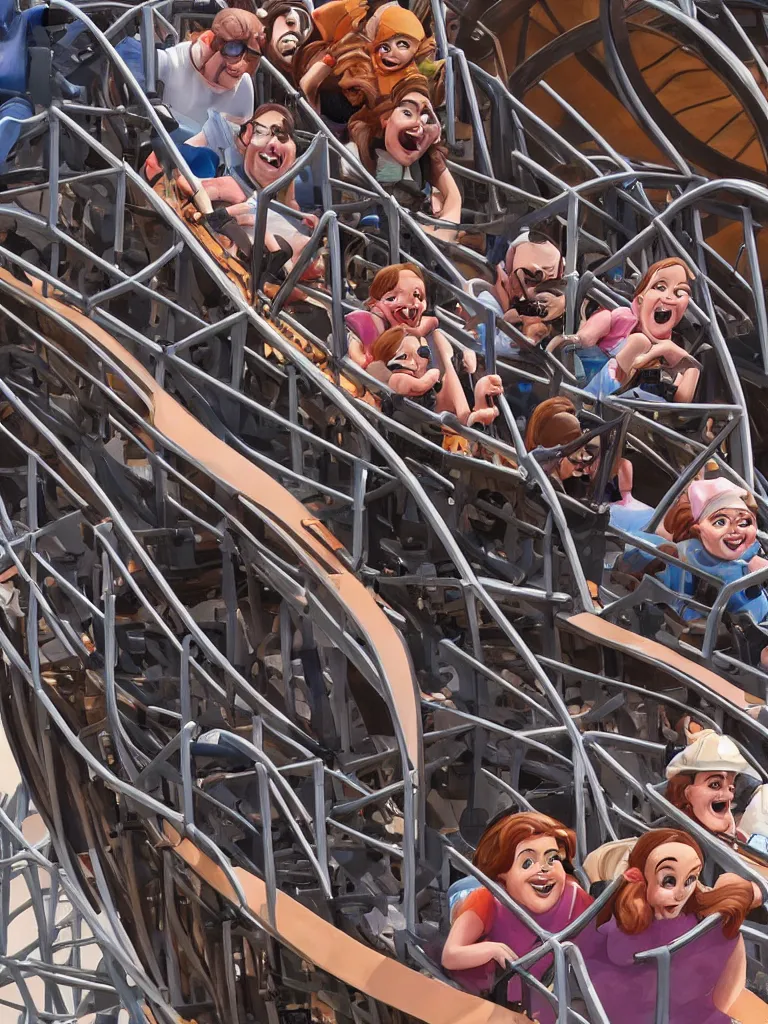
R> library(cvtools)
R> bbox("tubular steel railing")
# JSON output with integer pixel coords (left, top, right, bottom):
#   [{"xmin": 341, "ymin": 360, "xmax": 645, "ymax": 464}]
[{"xmin": 0, "ymin": 1, "xmax": 768, "ymax": 1023}]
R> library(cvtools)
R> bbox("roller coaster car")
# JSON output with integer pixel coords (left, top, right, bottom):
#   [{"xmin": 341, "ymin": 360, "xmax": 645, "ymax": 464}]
[{"xmin": 142, "ymin": 176, "xmax": 368, "ymax": 401}]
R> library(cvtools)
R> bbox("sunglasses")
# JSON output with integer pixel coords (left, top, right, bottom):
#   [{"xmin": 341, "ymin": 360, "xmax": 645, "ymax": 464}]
[
  {"xmin": 565, "ymin": 443, "xmax": 600, "ymax": 466},
  {"xmin": 387, "ymin": 346, "xmax": 431, "ymax": 371},
  {"xmin": 515, "ymin": 267, "xmax": 545, "ymax": 287},
  {"xmin": 242, "ymin": 121, "xmax": 292, "ymax": 144},
  {"xmin": 218, "ymin": 39, "xmax": 262, "ymax": 61}
]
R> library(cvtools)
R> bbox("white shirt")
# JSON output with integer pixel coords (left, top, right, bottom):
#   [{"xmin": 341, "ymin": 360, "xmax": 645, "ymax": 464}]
[
  {"xmin": 466, "ymin": 279, "xmax": 521, "ymax": 360},
  {"xmin": 342, "ymin": 141, "xmax": 418, "ymax": 185},
  {"xmin": 157, "ymin": 42, "xmax": 254, "ymax": 134}
]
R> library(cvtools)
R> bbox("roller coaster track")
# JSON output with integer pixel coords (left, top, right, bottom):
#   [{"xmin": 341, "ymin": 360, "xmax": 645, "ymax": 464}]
[{"xmin": 2, "ymin": 2, "xmax": 768, "ymax": 1023}]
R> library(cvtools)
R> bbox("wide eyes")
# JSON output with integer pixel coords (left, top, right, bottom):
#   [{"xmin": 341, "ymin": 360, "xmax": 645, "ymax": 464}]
[
  {"xmin": 650, "ymin": 281, "xmax": 689, "ymax": 297},
  {"xmin": 520, "ymin": 853, "xmax": 560, "ymax": 870},
  {"xmin": 660, "ymin": 872, "xmax": 697, "ymax": 890},
  {"xmin": 708, "ymin": 779, "xmax": 722, "ymax": 790},
  {"xmin": 396, "ymin": 40, "xmax": 411, "ymax": 50},
  {"xmin": 710, "ymin": 515, "xmax": 753, "ymax": 530}
]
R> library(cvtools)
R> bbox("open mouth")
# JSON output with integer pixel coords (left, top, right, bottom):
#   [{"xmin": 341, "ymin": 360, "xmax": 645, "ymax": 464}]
[
  {"xmin": 277, "ymin": 34, "xmax": 299, "ymax": 55},
  {"xmin": 529, "ymin": 880, "xmax": 556, "ymax": 897},
  {"xmin": 259, "ymin": 151, "xmax": 284, "ymax": 169},
  {"xmin": 381, "ymin": 55, "xmax": 400, "ymax": 68},
  {"xmin": 660, "ymin": 903, "xmax": 681, "ymax": 917},
  {"xmin": 394, "ymin": 305, "xmax": 419, "ymax": 326},
  {"xmin": 398, "ymin": 128, "xmax": 423, "ymax": 153},
  {"xmin": 653, "ymin": 307, "xmax": 673, "ymax": 325},
  {"xmin": 711, "ymin": 799, "xmax": 729, "ymax": 814},
  {"xmin": 723, "ymin": 537, "xmax": 745, "ymax": 552}
]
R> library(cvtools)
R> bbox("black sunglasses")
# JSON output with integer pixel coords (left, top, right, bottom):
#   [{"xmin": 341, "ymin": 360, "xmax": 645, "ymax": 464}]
[
  {"xmin": 219, "ymin": 39, "xmax": 261, "ymax": 61},
  {"xmin": 565, "ymin": 443, "xmax": 600, "ymax": 466}
]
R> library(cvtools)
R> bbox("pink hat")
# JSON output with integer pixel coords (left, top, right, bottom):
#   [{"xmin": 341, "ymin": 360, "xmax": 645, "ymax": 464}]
[{"xmin": 688, "ymin": 477, "xmax": 750, "ymax": 523}]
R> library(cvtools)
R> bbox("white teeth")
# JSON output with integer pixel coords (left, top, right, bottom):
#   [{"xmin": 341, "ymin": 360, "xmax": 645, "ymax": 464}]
[{"xmin": 259, "ymin": 153, "xmax": 280, "ymax": 166}]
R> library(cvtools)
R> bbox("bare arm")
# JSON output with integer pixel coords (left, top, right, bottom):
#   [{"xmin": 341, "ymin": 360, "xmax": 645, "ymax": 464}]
[
  {"xmin": 299, "ymin": 59, "xmax": 332, "ymax": 112},
  {"xmin": 347, "ymin": 335, "xmax": 368, "ymax": 367},
  {"xmin": 617, "ymin": 457, "xmax": 633, "ymax": 501},
  {"xmin": 573, "ymin": 308, "xmax": 613, "ymax": 347},
  {"xmin": 441, "ymin": 910, "xmax": 516, "ymax": 971},
  {"xmin": 389, "ymin": 368, "xmax": 441, "ymax": 396},
  {"xmin": 429, "ymin": 167, "xmax": 462, "ymax": 242},
  {"xmin": 431, "ymin": 328, "xmax": 455, "ymax": 372},
  {"xmin": 712, "ymin": 936, "xmax": 746, "ymax": 1014},
  {"xmin": 203, "ymin": 176, "xmax": 248, "ymax": 205},
  {"xmin": 672, "ymin": 366, "xmax": 700, "ymax": 403},
  {"xmin": 184, "ymin": 128, "xmax": 208, "ymax": 149}
]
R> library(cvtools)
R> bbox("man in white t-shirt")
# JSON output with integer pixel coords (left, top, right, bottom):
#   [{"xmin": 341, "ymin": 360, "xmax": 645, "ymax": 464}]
[{"xmin": 157, "ymin": 8, "xmax": 263, "ymax": 134}]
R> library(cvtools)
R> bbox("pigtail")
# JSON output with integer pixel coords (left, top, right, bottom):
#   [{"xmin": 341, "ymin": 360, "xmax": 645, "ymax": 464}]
[
  {"xmin": 614, "ymin": 873, "xmax": 654, "ymax": 935},
  {"xmin": 688, "ymin": 879, "xmax": 754, "ymax": 939},
  {"xmin": 663, "ymin": 495, "xmax": 696, "ymax": 543},
  {"xmin": 595, "ymin": 866, "xmax": 653, "ymax": 934}
]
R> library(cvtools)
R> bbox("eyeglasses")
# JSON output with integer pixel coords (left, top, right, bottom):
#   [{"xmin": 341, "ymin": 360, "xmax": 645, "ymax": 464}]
[
  {"xmin": 242, "ymin": 121, "xmax": 292, "ymax": 144},
  {"xmin": 218, "ymin": 39, "xmax": 262, "ymax": 61}
]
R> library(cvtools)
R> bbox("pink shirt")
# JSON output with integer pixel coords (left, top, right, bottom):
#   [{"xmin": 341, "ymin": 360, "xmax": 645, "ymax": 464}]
[
  {"xmin": 345, "ymin": 310, "xmax": 380, "ymax": 351},
  {"xmin": 594, "ymin": 302, "xmax": 639, "ymax": 356}
]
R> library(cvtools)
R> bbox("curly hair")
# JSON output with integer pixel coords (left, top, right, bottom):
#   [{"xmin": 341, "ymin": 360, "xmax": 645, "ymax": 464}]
[
  {"xmin": 596, "ymin": 828, "xmax": 753, "ymax": 939},
  {"xmin": 472, "ymin": 811, "xmax": 577, "ymax": 879}
]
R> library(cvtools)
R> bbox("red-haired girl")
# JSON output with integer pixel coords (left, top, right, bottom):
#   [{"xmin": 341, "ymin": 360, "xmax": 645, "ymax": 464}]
[
  {"xmin": 441, "ymin": 812, "xmax": 592, "ymax": 1022},
  {"xmin": 576, "ymin": 828, "xmax": 758, "ymax": 1024}
]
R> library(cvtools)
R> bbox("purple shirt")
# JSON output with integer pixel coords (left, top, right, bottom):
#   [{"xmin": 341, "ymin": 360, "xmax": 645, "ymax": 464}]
[
  {"xmin": 450, "ymin": 880, "xmax": 593, "ymax": 1023},
  {"xmin": 575, "ymin": 914, "xmax": 736, "ymax": 1024}
]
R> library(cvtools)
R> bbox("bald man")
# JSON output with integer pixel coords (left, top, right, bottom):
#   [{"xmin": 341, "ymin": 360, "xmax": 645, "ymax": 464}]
[{"xmin": 157, "ymin": 9, "xmax": 264, "ymax": 133}]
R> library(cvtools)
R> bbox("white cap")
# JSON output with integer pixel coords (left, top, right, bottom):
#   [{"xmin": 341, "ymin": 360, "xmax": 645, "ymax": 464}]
[{"xmin": 665, "ymin": 729, "xmax": 758, "ymax": 779}]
